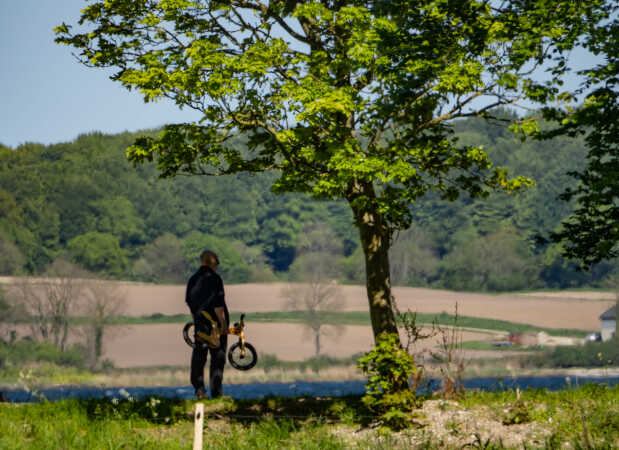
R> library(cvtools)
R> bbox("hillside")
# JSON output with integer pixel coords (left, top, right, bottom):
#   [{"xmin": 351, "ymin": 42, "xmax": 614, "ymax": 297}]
[{"xmin": 0, "ymin": 114, "xmax": 616, "ymax": 290}]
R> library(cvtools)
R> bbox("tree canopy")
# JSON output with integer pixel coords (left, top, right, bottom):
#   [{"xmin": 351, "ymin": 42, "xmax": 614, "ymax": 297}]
[
  {"xmin": 55, "ymin": 0, "xmax": 609, "ymax": 341},
  {"xmin": 541, "ymin": 6, "xmax": 618, "ymax": 268}
]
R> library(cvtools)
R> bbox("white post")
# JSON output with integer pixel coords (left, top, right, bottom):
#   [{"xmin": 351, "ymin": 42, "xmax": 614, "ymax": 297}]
[{"xmin": 193, "ymin": 402, "xmax": 204, "ymax": 450}]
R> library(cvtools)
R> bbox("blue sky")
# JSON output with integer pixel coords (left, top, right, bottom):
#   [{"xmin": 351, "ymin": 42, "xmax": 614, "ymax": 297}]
[
  {"xmin": 1, "ymin": 1, "xmax": 200, "ymax": 148},
  {"xmin": 0, "ymin": 2, "xmax": 603, "ymax": 149}
]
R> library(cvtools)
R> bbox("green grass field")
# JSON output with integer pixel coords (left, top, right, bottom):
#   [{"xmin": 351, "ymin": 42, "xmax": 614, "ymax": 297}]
[
  {"xmin": 1, "ymin": 384, "xmax": 617, "ymax": 449},
  {"xmin": 85, "ymin": 311, "xmax": 590, "ymax": 338}
]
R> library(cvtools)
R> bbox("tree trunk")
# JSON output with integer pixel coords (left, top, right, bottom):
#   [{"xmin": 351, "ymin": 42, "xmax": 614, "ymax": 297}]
[
  {"xmin": 348, "ymin": 182, "xmax": 399, "ymax": 343},
  {"xmin": 61, "ymin": 320, "xmax": 69, "ymax": 352},
  {"xmin": 94, "ymin": 325, "xmax": 104, "ymax": 362},
  {"xmin": 315, "ymin": 326, "xmax": 321, "ymax": 357}
]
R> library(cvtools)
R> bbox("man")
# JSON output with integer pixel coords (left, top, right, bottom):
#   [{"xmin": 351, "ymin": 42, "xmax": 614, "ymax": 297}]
[{"xmin": 185, "ymin": 250, "xmax": 229, "ymax": 399}]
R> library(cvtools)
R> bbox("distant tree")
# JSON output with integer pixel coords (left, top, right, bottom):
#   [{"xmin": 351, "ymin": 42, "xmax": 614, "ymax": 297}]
[
  {"xmin": 299, "ymin": 223, "xmax": 343, "ymax": 255},
  {"xmin": 0, "ymin": 236, "xmax": 25, "ymax": 275},
  {"xmin": 67, "ymin": 232, "xmax": 128, "ymax": 276},
  {"xmin": 182, "ymin": 232, "xmax": 251, "ymax": 282},
  {"xmin": 283, "ymin": 252, "xmax": 344, "ymax": 356},
  {"xmin": 389, "ymin": 225, "xmax": 440, "ymax": 287},
  {"xmin": 55, "ymin": 0, "xmax": 608, "ymax": 344},
  {"xmin": 0, "ymin": 284, "xmax": 28, "ymax": 343},
  {"xmin": 9, "ymin": 259, "xmax": 87, "ymax": 351},
  {"xmin": 133, "ymin": 233, "xmax": 187, "ymax": 283},
  {"xmin": 441, "ymin": 228, "xmax": 540, "ymax": 291},
  {"xmin": 89, "ymin": 196, "xmax": 146, "ymax": 248},
  {"xmin": 80, "ymin": 279, "xmax": 127, "ymax": 368},
  {"xmin": 229, "ymin": 240, "xmax": 277, "ymax": 282}
]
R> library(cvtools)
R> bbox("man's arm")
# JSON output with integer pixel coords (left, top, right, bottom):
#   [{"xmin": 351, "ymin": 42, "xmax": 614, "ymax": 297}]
[{"xmin": 214, "ymin": 307, "xmax": 228, "ymax": 335}]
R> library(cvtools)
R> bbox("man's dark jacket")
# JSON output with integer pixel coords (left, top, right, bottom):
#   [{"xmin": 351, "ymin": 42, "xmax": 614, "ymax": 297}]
[{"xmin": 185, "ymin": 266, "xmax": 229, "ymax": 328}]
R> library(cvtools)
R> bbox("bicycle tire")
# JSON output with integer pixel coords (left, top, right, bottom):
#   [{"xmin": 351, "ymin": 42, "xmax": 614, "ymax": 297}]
[
  {"xmin": 182, "ymin": 322, "xmax": 196, "ymax": 348},
  {"xmin": 227, "ymin": 342, "xmax": 258, "ymax": 371}
]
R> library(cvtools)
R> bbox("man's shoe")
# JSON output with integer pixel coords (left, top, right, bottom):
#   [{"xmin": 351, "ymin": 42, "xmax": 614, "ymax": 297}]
[{"xmin": 195, "ymin": 388, "xmax": 207, "ymax": 400}]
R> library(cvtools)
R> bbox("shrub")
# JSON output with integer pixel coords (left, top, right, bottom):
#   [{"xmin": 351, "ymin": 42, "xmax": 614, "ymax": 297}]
[
  {"xmin": 0, "ymin": 339, "xmax": 86, "ymax": 368},
  {"xmin": 522, "ymin": 339, "xmax": 619, "ymax": 368},
  {"xmin": 357, "ymin": 333, "xmax": 420, "ymax": 429}
]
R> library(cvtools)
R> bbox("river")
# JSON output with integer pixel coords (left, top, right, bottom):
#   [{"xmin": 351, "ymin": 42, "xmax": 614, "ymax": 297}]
[{"xmin": 4, "ymin": 375, "xmax": 618, "ymax": 403}]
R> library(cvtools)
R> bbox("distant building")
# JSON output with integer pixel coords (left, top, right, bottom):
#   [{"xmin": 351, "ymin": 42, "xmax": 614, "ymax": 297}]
[{"xmin": 599, "ymin": 304, "xmax": 617, "ymax": 341}]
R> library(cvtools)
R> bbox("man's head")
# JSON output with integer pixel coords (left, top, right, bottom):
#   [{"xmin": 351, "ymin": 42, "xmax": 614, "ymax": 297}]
[{"xmin": 200, "ymin": 250, "xmax": 220, "ymax": 270}]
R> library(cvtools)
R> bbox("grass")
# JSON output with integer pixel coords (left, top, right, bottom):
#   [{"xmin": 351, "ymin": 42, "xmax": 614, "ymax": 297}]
[
  {"xmin": 0, "ymin": 354, "xmax": 367, "ymax": 387},
  {"xmin": 1, "ymin": 384, "xmax": 617, "ymax": 449},
  {"xmin": 63, "ymin": 311, "xmax": 592, "ymax": 337},
  {"xmin": 460, "ymin": 383, "xmax": 619, "ymax": 448}
]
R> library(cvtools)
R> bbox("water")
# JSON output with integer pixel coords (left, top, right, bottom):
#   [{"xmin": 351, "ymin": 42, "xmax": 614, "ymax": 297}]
[{"xmin": 4, "ymin": 375, "xmax": 618, "ymax": 403}]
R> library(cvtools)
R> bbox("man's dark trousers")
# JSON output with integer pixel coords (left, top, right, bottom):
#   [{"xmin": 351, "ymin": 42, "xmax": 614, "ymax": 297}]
[{"xmin": 191, "ymin": 335, "xmax": 227, "ymax": 398}]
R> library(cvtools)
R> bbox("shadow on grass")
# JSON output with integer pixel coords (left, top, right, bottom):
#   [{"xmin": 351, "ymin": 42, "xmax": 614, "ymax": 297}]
[{"xmin": 84, "ymin": 394, "xmax": 373, "ymax": 427}]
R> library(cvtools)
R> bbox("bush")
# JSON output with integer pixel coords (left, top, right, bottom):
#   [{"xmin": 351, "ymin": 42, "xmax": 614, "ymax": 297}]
[
  {"xmin": 0, "ymin": 339, "xmax": 86, "ymax": 368},
  {"xmin": 522, "ymin": 339, "xmax": 619, "ymax": 368},
  {"xmin": 357, "ymin": 333, "xmax": 420, "ymax": 429}
]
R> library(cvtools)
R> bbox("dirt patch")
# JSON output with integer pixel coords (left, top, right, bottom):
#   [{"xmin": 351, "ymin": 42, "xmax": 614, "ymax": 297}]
[{"xmin": 102, "ymin": 323, "xmax": 493, "ymax": 368}]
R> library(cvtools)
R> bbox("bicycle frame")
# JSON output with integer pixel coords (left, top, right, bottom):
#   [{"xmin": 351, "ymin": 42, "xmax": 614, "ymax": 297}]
[{"xmin": 195, "ymin": 311, "xmax": 247, "ymax": 352}]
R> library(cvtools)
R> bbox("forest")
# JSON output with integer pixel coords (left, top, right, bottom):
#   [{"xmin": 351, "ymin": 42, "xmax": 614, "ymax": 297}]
[{"xmin": 0, "ymin": 111, "xmax": 616, "ymax": 290}]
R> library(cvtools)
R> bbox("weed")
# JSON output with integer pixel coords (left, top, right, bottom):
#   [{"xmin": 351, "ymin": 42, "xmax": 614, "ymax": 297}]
[{"xmin": 431, "ymin": 304, "xmax": 467, "ymax": 399}]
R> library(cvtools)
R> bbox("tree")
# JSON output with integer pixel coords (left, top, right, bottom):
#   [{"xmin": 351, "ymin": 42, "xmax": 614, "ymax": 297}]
[
  {"xmin": 0, "ymin": 284, "xmax": 28, "ymax": 343},
  {"xmin": 182, "ymin": 231, "xmax": 251, "ymax": 282},
  {"xmin": 56, "ymin": 0, "xmax": 600, "ymax": 343},
  {"xmin": 441, "ymin": 227, "xmax": 540, "ymax": 291},
  {"xmin": 283, "ymin": 251, "xmax": 344, "ymax": 356},
  {"xmin": 67, "ymin": 232, "xmax": 129, "ymax": 276},
  {"xmin": 541, "ymin": 5, "xmax": 618, "ymax": 268},
  {"xmin": 0, "ymin": 236, "xmax": 25, "ymax": 275},
  {"xmin": 8, "ymin": 259, "xmax": 87, "ymax": 351},
  {"xmin": 389, "ymin": 225, "xmax": 439, "ymax": 287},
  {"xmin": 133, "ymin": 232, "xmax": 187, "ymax": 283},
  {"xmin": 80, "ymin": 279, "xmax": 127, "ymax": 368}
]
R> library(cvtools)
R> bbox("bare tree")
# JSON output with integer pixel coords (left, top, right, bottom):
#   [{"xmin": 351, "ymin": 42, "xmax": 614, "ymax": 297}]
[
  {"xmin": 80, "ymin": 279, "xmax": 127, "ymax": 368},
  {"xmin": 0, "ymin": 284, "xmax": 28, "ymax": 343},
  {"xmin": 8, "ymin": 259, "xmax": 87, "ymax": 350},
  {"xmin": 282, "ymin": 251, "xmax": 345, "ymax": 357}
]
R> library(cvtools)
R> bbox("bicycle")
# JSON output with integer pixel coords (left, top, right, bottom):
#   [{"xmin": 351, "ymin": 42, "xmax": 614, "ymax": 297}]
[{"xmin": 182, "ymin": 312, "xmax": 258, "ymax": 371}]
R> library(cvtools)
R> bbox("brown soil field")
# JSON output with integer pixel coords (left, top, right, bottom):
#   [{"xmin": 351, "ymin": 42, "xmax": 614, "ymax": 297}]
[
  {"xmin": 102, "ymin": 323, "xmax": 494, "ymax": 368},
  {"xmin": 105, "ymin": 282, "xmax": 616, "ymax": 330},
  {"xmin": 2, "ymin": 278, "xmax": 613, "ymax": 369},
  {"xmin": 1, "ymin": 277, "xmax": 613, "ymax": 331}
]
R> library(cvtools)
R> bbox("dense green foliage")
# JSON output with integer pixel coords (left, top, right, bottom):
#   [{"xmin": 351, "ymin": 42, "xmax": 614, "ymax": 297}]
[
  {"xmin": 0, "ymin": 131, "xmax": 354, "ymax": 281},
  {"xmin": 540, "ymin": 5, "xmax": 618, "ymax": 267},
  {"xmin": 0, "ymin": 118, "xmax": 616, "ymax": 288}
]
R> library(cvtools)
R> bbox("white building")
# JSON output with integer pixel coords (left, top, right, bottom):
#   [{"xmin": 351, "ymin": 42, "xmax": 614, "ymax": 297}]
[{"xmin": 600, "ymin": 304, "xmax": 617, "ymax": 341}]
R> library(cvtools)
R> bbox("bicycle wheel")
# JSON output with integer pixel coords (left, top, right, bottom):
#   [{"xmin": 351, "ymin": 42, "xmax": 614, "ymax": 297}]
[
  {"xmin": 227, "ymin": 342, "xmax": 257, "ymax": 371},
  {"xmin": 182, "ymin": 322, "xmax": 196, "ymax": 348}
]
